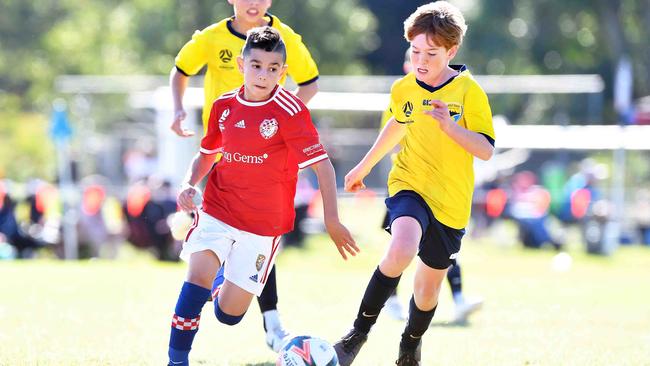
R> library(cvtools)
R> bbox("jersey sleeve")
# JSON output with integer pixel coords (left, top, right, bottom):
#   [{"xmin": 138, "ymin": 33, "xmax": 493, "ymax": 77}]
[
  {"xmin": 464, "ymin": 82, "xmax": 495, "ymax": 142},
  {"xmin": 379, "ymin": 106, "xmax": 393, "ymax": 130},
  {"xmin": 175, "ymin": 29, "xmax": 209, "ymax": 76},
  {"xmin": 200, "ymin": 101, "xmax": 223, "ymax": 154},
  {"xmin": 282, "ymin": 26, "xmax": 319, "ymax": 86},
  {"xmin": 280, "ymin": 109, "xmax": 328, "ymax": 169},
  {"xmin": 389, "ymin": 81, "xmax": 409, "ymax": 123}
]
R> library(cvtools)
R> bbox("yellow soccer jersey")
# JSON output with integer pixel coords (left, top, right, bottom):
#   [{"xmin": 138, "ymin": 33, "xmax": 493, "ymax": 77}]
[
  {"xmin": 388, "ymin": 65, "xmax": 495, "ymax": 229},
  {"xmin": 175, "ymin": 14, "xmax": 319, "ymax": 131}
]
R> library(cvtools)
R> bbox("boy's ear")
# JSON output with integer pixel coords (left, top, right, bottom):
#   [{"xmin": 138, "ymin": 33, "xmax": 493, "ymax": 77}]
[
  {"xmin": 447, "ymin": 45, "xmax": 459, "ymax": 59},
  {"xmin": 279, "ymin": 64, "xmax": 288, "ymax": 79},
  {"xmin": 236, "ymin": 55, "xmax": 244, "ymax": 73}
]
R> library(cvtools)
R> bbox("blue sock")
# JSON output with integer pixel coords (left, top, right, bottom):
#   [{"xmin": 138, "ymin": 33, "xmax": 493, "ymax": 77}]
[
  {"xmin": 211, "ymin": 265, "xmax": 225, "ymax": 299},
  {"xmin": 168, "ymin": 282, "xmax": 211, "ymax": 366}
]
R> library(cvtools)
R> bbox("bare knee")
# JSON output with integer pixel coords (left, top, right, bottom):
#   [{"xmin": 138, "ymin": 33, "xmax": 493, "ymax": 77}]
[
  {"xmin": 413, "ymin": 282, "xmax": 442, "ymax": 310},
  {"xmin": 186, "ymin": 271, "xmax": 214, "ymax": 289},
  {"xmin": 380, "ymin": 240, "xmax": 418, "ymax": 275}
]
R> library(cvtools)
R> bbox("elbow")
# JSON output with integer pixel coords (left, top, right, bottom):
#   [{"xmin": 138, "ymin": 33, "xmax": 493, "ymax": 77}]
[{"xmin": 478, "ymin": 147, "xmax": 494, "ymax": 161}]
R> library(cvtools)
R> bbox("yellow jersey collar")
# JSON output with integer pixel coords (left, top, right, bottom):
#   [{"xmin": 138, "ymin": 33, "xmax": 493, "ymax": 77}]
[
  {"xmin": 226, "ymin": 13, "xmax": 275, "ymax": 40},
  {"xmin": 415, "ymin": 64, "xmax": 467, "ymax": 93}
]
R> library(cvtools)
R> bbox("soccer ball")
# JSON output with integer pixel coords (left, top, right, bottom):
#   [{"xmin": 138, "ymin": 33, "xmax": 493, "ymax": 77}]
[{"xmin": 276, "ymin": 335, "xmax": 338, "ymax": 366}]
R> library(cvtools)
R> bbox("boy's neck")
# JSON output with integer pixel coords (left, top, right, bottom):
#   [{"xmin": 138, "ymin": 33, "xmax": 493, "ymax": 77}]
[
  {"xmin": 427, "ymin": 66, "xmax": 459, "ymax": 88},
  {"xmin": 241, "ymin": 85, "xmax": 278, "ymax": 102},
  {"xmin": 230, "ymin": 15, "xmax": 270, "ymax": 35}
]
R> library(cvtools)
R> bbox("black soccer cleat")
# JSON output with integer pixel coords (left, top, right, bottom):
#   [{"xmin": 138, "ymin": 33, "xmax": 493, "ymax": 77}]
[
  {"xmin": 395, "ymin": 342, "xmax": 421, "ymax": 366},
  {"xmin": 332, "ymin": 328, "xmax": 368, "ymax": 366}
]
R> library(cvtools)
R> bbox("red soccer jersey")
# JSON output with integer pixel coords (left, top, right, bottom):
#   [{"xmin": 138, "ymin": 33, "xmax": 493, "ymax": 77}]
[{"xmin": 200, "ymin": 85, "xmax": 328, "ymax": 236}]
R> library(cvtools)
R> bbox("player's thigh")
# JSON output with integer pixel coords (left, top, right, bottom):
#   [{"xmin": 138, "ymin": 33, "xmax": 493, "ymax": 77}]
[
  {"xmin": 389, "ymin": 216, "xmax": 422, "ymax": 252},
  {"xmin": 181, "ymin": 212, "xmax": 236, "ymax": 273},
  {"xmin": 225, "ymin": 232, "xmax": 281, "ymax": 298},
  {"xmin": 186, "ymin": 250, "xmax": 222, "ymax": 288}
]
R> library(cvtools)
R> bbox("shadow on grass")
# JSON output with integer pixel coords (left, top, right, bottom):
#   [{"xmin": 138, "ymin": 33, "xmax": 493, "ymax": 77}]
[{"xmin": 428, "ymin": 320, "xmax": 472, "ymax": 328}]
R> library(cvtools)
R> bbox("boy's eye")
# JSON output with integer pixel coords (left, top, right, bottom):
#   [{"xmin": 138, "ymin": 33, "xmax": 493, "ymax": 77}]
[
  {"xmin": 252, "ymin": 64, "xmax": 260, "ymax": 69},
  {"xmin": 269, "ymin": 67, "xmax": 277, "ymax": 72}
]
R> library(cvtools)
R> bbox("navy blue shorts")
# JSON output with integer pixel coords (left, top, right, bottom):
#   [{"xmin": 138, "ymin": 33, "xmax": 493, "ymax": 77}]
[{"xmin": 384, "ymin": 190, "xmax": 465, "ymax": 269}]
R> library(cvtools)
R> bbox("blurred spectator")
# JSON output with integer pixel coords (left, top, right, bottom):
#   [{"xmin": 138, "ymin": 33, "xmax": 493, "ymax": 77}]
[
  {"xmin": 558, "ymin": 159, "xmax": 603, "ymax": 224},
  {"xmin": 123, "ymin": 178, "xmax": 179, "ymax": 261},
  {"xmin": 632, "ymin": 188, "xmax": 650, "ymax": 245},
  {"xmin": 471, "ymin": 173, "xmax": 509, "ymax": 238},
  {"xmin": 509, "ymin": 171, "xmax": 563, "ymax": 250},
  {"xmin": 76, "ymin": 176, "xmax": 123, "ymax": 259},
  {"xmin": 0, "ymin": 181, "xmax": 45, "ymax": 258}
]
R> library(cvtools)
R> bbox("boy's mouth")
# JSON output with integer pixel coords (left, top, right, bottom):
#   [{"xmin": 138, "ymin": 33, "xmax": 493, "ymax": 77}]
[
  {"xmin": 416, "ymin": 67, "xmax": 428, "ymax": 74},
  {"xmin": 246, "ymin": 9, "xmax": 259, "ymax": 17}
]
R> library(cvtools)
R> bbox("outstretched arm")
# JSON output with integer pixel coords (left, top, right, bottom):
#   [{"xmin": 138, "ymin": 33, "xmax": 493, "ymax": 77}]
[
  {"xmin": 345, "ymin": 117, "xmax": 407, "ymax": 192},
  {"xmin": 169, "ymin": 67, "xmax": 195, "ymax": 137},
  {"xmin": 177, "ymin": 152, "xmax": 214, "ymax": 212},
  {"xmin": 310, "ymin": 159, "xmax": 359, "ymax": 260}
]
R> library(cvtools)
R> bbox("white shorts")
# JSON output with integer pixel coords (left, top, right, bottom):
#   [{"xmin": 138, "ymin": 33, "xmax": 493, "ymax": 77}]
[{"xmin": 180, "ymin": 210, "xmax": 281, "ymax": 296}]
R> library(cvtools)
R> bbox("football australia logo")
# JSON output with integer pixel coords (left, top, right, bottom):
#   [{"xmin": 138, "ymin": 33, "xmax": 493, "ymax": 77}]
[
  {"xmin": 259, "ymin": 118, "xmax": 278, "ymax": 139},
  {"xmin": 402, "ymin": 101, "xmax": 414, "ymax": 118},
  {"xmin": 447, "ymin": 102, "xmax": 464, "ymax": 123},
  {"xmin": 219, "ymin": 49, "xmax": 233, "ymax": 63}
]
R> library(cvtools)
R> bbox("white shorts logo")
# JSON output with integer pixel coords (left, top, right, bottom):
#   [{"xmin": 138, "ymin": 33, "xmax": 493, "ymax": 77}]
[
  {"xmin": 259, "ymin": 118, "xmax": 278, "ymax": 139},
  {"xmin": 449, "ymin": 252, "xmax": 459, "ymax": 260}
]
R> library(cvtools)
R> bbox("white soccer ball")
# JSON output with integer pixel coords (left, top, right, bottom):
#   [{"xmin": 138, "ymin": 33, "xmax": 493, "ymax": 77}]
[
  {"xmin": 167, "ymin": 211, "xmax": 194, "ymax": 240},
  {"xmin": 276, "ymin": 335, "xmax": 338, "ymax": 366},
  {"xmin": 551, "ymin": 252, "xmax": 573, "ymax": 272}
]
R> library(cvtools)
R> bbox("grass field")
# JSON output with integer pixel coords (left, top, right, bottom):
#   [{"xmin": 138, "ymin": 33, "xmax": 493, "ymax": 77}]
[{"xmin": 1, "ymin": 200, "xmax": 650, "ymax": 365}]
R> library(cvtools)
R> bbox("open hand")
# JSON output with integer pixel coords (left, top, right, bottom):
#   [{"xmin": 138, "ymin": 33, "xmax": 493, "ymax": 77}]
[
  {"xmin": 170, "ymin": 109, "xmax": 195, "ymax": 137},
  {"xmin": 325, "ymin": 220, "xmax": 359, "ymax": 260}
]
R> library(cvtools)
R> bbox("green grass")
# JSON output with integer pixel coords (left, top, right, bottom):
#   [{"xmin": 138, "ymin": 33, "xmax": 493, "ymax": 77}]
[{"xmin": 1, "ymin": 200, "xmax": 650, "ymax": 365}]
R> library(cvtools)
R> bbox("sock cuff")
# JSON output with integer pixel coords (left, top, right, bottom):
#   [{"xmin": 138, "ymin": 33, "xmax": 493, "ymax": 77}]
[
  {"xmin": 215, "ymin": 304, "xmax": 245, "ymax": 326},
  {"xmin": 175, "ymin": 282, "xmax": 211, "ymax": 316},
  {"xmin": 374, "ymin": 267, "xmax": 401, "ymax": 288}
]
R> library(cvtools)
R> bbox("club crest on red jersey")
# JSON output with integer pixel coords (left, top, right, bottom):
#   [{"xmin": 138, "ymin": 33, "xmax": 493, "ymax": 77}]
[
  {"xmin": 259, "ymin": 118, "xmax": 278, "ymax": 139},
  {"xmin": 255, "ymin": 254, "xmax": 266, "ymax": 271}
]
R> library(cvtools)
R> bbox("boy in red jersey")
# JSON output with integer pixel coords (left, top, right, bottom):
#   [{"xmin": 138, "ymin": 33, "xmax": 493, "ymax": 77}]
[
  {"xmin": 167, "ymin": 26, "xmax": 358, "ymax": 366},
  {"xmin": 170, "ymin": 1, "xmax": 320, "ymax": 350}
]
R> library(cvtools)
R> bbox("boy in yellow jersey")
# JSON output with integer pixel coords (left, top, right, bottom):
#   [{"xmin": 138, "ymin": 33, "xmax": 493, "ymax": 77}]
[
  {"xmin": 169, "ymin": 0, "xmax": 320, "ymax": 352},
  {"xmin": 381, "ymin": 49, "xmax": 483, "ymax": 325},
  {"xmin": 333, "ymin": 2, "xmax": 495, "ymax": 365}
]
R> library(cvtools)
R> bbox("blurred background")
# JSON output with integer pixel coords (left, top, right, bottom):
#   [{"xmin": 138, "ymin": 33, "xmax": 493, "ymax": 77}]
[
  {"xmin": 1, "ymin": 0, "xmax": 649, "ymax": 260},
  {"xmin": 1, "ymin": 1, "xmax": 650, "ymax": 365}
]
